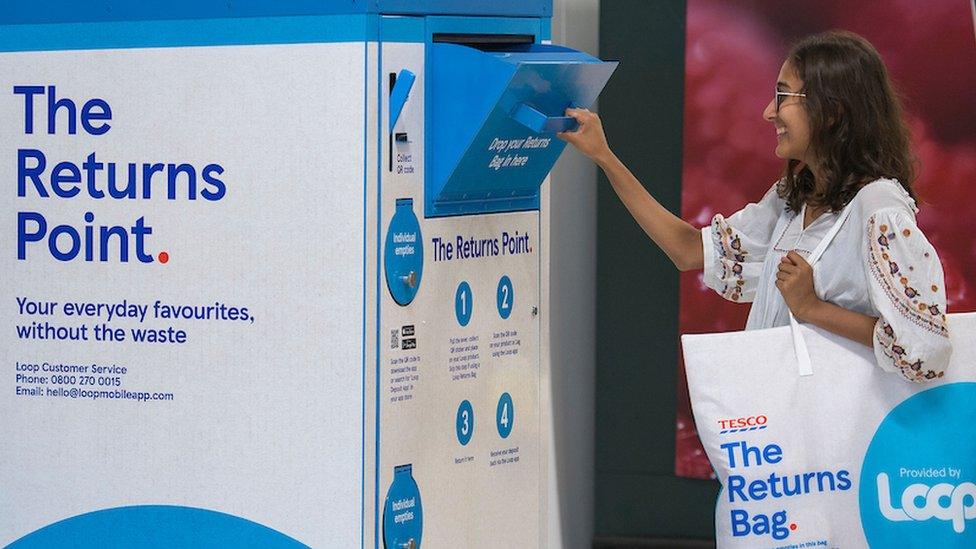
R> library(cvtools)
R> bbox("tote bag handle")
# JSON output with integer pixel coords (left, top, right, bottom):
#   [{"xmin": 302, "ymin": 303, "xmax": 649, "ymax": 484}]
[{"xmin": 789, "ymin": 203, "xmax": 855, "ymax": 376}]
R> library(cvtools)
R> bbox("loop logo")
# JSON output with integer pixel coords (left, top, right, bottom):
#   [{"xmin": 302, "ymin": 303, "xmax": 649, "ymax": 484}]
[
  {"xmin": 860, "ymin": 382, "xmax": 976, "ymax": 547},
  {"xmin": 876, "ymin": 473, "xmax": 976, "ymax": 533}
]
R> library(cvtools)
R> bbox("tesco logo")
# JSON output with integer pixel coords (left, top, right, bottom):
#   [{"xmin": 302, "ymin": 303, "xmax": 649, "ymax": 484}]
[{"xmin": 718, "ymin": 415, "xmax": 768, "ymax": 430}]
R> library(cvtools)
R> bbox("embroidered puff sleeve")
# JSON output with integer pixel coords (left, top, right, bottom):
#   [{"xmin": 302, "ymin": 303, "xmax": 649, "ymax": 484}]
[
  {"xmin": 864, "ymin": 208, "xmax": 952, "ymax": 382},
  {"xmin": 701, "ymin": 183, "xmax": 782, "ymax": 303}
]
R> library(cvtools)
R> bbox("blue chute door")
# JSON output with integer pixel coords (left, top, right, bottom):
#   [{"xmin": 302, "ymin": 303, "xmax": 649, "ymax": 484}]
[{"xmin": 427, "ymin": 43, "xmax": 617, "ymax": 217}]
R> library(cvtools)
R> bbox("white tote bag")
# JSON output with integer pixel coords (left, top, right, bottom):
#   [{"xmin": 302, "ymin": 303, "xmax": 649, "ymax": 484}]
[
  {"xmin": 683, "ymin": 314, "xmax": 976, "ymax": 548},
  {"xmin": 682, "ymin": 205, "xmax": 976, "ymax": 547}
]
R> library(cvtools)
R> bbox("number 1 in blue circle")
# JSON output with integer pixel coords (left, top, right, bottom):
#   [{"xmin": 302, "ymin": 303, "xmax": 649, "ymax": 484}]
[
  {"xmin": 495, "ymin": 392, "xmax": 514, "ymax": 439},
  {"xmin": 455, "ymin": 281, "xmax": 472, "ymax": 327},
  {"xmin": 456, "ymin": 400, "xmax": 474, "ymax": 446},
  {"xmin": 496, "ymin": 275, "xmax": 513, "ymax": 320}
]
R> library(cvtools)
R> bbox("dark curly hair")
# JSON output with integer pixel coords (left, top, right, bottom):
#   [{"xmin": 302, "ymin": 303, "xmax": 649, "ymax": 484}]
[{"xmin": 777, "ymin": 31, "xmax": 917, "ymax": 213}]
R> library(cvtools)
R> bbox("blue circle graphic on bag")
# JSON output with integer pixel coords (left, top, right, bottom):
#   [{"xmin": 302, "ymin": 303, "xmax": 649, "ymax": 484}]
[{"xmin": 859, "ymin": 382, "xmax": 976, "ymax": 547}]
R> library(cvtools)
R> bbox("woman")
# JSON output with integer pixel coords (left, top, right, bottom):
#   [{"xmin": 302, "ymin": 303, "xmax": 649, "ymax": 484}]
[{"xmin": 559, "ymin": 30, "xmax": 951, "ymax": 382}]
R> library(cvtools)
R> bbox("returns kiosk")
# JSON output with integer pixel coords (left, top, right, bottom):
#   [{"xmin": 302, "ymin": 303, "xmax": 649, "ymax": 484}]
[{"xmin": 0, "ymin": 1, "xmax": 615, "ymax": 547}]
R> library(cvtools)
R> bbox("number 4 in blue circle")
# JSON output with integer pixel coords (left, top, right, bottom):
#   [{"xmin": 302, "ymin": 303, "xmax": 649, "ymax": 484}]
[
  {"xmin": 455, "ymin": 281, "xmax": 472, "ymax": 327},
  {"xmin": 496, "ymin": 275, "xmax": 514, "ymax": 319},
  {"xmin": 496, "ymin": 392, "xmax": 514, "ymax": 439},
  {"xmin": 456, "ymin": 400, "xmax": 474, "ymax": 446}
]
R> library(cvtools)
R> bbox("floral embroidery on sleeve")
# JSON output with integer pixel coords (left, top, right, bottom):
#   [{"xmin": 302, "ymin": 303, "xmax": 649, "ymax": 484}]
[
  {"xmin": 713, "ymin": 216, "xmax": 748, "ymax": 302},
  {"xmin": 873, "ymin": 320, "xmax": 944, "ymax": 382},
  {"xmin": 865, "ymin": 210, "xmax": 951, "ymax": 383},
  {"xmin": 701, "ymin": 182, "xmax": 783, "ymax": 304},
  {"xmin": 866, "ymin": 216, "xmax": 948, "ymax": 336}
]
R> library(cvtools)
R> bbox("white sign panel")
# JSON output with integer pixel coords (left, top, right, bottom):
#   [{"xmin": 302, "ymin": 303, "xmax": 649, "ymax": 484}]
[{"xmin": 1, "ymin": 43, "xmax": 366, "ymax": 547}]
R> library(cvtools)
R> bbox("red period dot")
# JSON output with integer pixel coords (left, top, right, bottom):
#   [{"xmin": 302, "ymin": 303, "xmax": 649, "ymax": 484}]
[
  {"xmin": 158, "ymin": 251, "xmax": 169, "ymax": 264},
  {"xmin": 789, "ymin": 523, "xmax": 797, "ymax": 531}
]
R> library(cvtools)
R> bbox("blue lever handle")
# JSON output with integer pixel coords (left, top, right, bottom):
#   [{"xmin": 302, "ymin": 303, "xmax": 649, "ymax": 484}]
[
  {"xmin": 389, "ymin": 69, "xmax": 415, "ymax": 132},
  {"xmin": 510, "ymin": 102, "xmax": 579, "ymax": 133}
]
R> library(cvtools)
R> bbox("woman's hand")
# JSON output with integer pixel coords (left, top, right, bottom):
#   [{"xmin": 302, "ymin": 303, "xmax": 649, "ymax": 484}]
[
  {"xmin": 557, "ymin": 107, "xmax": 613, "ymax": 165},
  {"xmin": 775, "ymin": 251, "xmax": 823, "ymax": 321}
]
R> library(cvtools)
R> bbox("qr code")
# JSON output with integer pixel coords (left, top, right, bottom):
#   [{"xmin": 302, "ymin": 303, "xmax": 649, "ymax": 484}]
[{"xmin": 390, "ymin": 328, "xmax": 400, "ymax": 349}]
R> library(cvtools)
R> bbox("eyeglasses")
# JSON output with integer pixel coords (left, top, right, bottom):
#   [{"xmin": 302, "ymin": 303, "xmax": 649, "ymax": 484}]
[{"xmin": 775, "ymin": 89, "xmax": 806, "ymax": 113}]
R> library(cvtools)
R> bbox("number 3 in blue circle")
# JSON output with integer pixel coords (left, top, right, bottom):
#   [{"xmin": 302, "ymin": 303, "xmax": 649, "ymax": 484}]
[
  {"xmin": 455, "ymin": 281, "xmax": 472, "ymax": 326},
  {"xmin": 496, "ymin": 275, "xmax": 514, "ymax": 319},
  {"xmin": 495, "ymin": 392, "xmax": 514, "ymax": 439},
  {"xmin": 456, "ymin": 400, "xmax": 474, "ymax": 446}
]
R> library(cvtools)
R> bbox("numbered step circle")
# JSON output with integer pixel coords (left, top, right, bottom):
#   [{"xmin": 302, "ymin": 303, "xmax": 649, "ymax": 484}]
[
  {"xmin": 455, "ymin": 281, "xmax": 473, "ymax": 327},
  {"xmin": 496, "ymin": 275, "xmax": 514, "ymax": 319},
  {"xmin": 495, "ymin": 392, "xmax": 515, "ymax": 439},
  {"xmin": 456, "ymin": 400, "xmax": 474, "ymax": 446}
]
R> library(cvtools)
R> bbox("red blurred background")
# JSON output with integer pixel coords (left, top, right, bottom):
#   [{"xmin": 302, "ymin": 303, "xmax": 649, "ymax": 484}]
[{"xmin": 675, "ymin": 0, "xmax": 976, "ymax": 479}]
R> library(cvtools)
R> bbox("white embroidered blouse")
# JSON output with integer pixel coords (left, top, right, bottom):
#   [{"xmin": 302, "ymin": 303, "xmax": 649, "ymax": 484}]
[{"xmin": 701, "ymin": 178, "xmax": 952, "ymax": 382}]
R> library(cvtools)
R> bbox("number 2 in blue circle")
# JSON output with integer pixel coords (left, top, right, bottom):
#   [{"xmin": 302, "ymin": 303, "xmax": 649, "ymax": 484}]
[
  {"xmin": 495, "ymin": 392, "xmax": 514, "ymax": 439},
  {"xmin": 496, "ymin": 275, "xmax": 514, "ymax": 319},
  {"xmin": 456, "ymin": 400, "xmax": 474, "ymax": 446},
  {"xmin": 455, "ymin": 281, "xmax": 472, "ymax": 326}
]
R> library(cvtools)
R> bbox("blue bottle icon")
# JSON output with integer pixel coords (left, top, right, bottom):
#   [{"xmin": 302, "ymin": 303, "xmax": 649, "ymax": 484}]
[{"xmin": 383, "ymin": 464, "xmax": 423, "ymax": 548}]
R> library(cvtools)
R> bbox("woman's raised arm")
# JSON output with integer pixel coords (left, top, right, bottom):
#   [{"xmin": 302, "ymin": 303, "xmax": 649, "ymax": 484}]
[{"xmin": 558, "ymin": 108, "xmax": 703, "ymax": 271}]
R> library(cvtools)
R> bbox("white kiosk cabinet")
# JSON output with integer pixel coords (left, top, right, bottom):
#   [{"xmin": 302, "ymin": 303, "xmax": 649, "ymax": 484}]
[{"xmin": 0, "ymin": 2, "xmax": 615, "ymax": 547}]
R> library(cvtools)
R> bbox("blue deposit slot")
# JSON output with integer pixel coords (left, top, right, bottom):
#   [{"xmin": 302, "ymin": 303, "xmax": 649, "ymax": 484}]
[{"xmin": 426, "ymin": 42, "xmax": 617, "ymax": 217}]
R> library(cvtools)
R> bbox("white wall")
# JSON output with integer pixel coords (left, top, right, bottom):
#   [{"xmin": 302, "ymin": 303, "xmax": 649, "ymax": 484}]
[{"xmin": 548, "ymin": 1, "xmax": 600, "ymax": 547}]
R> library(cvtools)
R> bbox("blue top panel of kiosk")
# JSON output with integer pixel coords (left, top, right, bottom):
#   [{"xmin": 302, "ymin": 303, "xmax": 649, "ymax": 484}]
[{"xmin": 0, "ymin": 0, "xmax": 551, "ymax": 24}]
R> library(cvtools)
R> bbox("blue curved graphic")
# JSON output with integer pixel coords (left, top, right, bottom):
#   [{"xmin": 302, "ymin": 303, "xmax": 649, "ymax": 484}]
[
  {"xmin": 8, "ymin": 505, "xmax": 309, "ymax": 549},
  {"xmin": 860, "ymin": 382, "xmax": 976, "ymax": 547}
]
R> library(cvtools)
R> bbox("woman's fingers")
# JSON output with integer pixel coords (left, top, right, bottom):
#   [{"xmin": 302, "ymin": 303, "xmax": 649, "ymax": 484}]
[
  {"xmin": 785, "ymin": 250, "xmax": 808, "ymax": 266},
  {"xmin": 558, "ymin": 108, "xmax": 589, "ymax": 139},
  {"xmin": 778, "ymin": 262, "xmax": 799, "ymax": 275},
  {"xmin": 567, "ymin": 107, "xmax": 597, "ymax": 128},
  {"xmin": 563, "ymin": 108, "xmax": 582, "ymax": 125},
  {"xmin": 557, "ymin": 107, "xmax": 609, "ymax": 161},
  {"xmin": 558, "ymin": 110, "xmax": 582, "ymax": 141}
]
